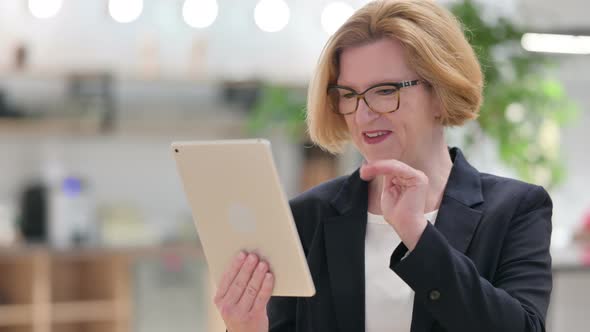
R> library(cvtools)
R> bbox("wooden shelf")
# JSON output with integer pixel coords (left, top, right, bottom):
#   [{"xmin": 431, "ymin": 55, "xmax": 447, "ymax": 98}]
[
  {"xmin": 0, "ymin": 260, "xmax": 34, "ymax": 305},
  {"xmin": 52, "ymin": 321, "xmax": 115, "ymax": 332},
  {"xmin": 0, "ymin": 116, "xmax": 247, "ymax": 138},
  {"xmin": 0, "ymin": 326, "xmax": 32, "ymax": 332},
  {"xmin": 0, "ymin": 244, "xmax": 202, "ymax": 261},
  {"xmin": 0, "ymin": 305, "xmax": 32, "ymax": 326},
  {"xmin": 0, "ymin": 245, "xmax": 202, "ymax": 332},
  {"xmin": 52, "ymin": 301, "xmax": 120, "ymax": 323},
  {"xmin": 51, "ymin": 257, "xmax": 115, "ymax": 303},
  {"xmin": 0, "ymin": 118, "xmax": 101, "ymax": 136},
  {"xmin": 0, "ymin": 250, "xmax": 131, "ymax": 332}
]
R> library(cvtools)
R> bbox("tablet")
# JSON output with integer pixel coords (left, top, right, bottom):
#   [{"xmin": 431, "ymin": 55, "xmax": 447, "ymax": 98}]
[{"xmin": 171, "ymin": 139, "xmax": 315, "ymax": 297}]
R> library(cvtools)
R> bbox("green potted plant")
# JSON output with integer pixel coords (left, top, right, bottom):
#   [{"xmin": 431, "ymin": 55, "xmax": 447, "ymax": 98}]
[
  {"xmin": 246, "ymin": 83, "xmax": 307, "ymax": 141},
  {"xmin": 450, "ymin": 0, "xmax": 578, "ymax": 188}
]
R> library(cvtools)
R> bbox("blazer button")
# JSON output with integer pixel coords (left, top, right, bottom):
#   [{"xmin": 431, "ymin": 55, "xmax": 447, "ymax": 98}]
[{"xmin": 429, "ymin": 290, "xmax": 441, "ymax": 301}]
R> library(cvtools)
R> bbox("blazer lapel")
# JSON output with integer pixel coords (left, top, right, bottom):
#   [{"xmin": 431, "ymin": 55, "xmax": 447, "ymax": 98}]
[
  {"xmin": 434, "ymin": 198, "xmax": 483, "ymax": 253},
  {"xmin": 434, "ymin": 147, "xmax": 484, "ymax": 254},
  {"xmin": 410, "ymin": 147, "xmax": 485, "ymax": 332},
  {"xmin": 324, "ymin": 170, "xmax": 368, "ymax": 332}
]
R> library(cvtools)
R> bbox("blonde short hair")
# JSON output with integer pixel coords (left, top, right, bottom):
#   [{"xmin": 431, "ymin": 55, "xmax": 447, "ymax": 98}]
[{"xmin": 307, "ymin": 0, "xmax": 483, "ymax": 154}]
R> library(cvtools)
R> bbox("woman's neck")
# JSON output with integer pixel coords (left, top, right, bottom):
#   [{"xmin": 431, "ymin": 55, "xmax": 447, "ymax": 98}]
[{"xmin": 367, "ymin": 143, "xmax": 453, "ymax": 215}]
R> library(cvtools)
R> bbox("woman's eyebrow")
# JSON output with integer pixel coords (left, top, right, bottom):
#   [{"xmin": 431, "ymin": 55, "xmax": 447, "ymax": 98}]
[{"xmin": 335, "ymin": 79, "xmax": 404, "ymax": 89}]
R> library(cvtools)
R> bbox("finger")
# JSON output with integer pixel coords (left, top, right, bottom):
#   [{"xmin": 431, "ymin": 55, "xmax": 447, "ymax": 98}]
[
  {"xmin": 215, "ymin": 251, "xmax": 247, "ymax": 303},
  {"xmin": 360, "ymin": 168, "xmax": 376, "ymax": 181},
  {"xmin": 251, "ymin": 273, "xmax": 274, "ymax": 314},
  {"xmin": 224, "ymin": 253, "xmax": 260, "ymax": 305},
  {"xmin": 236, "ymin": 260, "xmax": 269, "ymax": 313},
  {"xmin": 390, "ymin": 175, "xmax": 416, "ymax": 187},
  {"xmin": 361, "ymin": 160, "xmax": 421, "ymax": 181},
  {"xmin": 387, "ymin": 180, "xmax": 404, "ymax": 199}
]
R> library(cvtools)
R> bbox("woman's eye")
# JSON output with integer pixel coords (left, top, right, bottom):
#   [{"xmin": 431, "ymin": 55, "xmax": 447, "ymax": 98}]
[
  {"xmin": 375, "ymin": 88, "xmax": 396, "ymax": 95},
  {"xmin": 342, "ymin": 93, "xmax": 356, "ymax": 99}
]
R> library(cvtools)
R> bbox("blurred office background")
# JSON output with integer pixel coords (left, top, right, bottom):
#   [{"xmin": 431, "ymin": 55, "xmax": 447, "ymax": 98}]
[{"xmin": 0, "ymin": 0, "xmax": 589, "ymax": 331}]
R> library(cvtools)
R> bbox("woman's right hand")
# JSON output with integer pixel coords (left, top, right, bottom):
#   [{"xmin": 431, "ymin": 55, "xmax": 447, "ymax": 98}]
[{"xmin": 214, "ymin": 252, "xmax": 275, "ymax": 332}]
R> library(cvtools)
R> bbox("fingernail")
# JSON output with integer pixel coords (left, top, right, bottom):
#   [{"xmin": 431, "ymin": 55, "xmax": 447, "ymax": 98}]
[
  {"xmin": 237, "ymin": 251, "xmax": 246, "ymax": 261},
  {"xmin": 247, "ymin": 253, "xmax": 258, "ymax": 263}
]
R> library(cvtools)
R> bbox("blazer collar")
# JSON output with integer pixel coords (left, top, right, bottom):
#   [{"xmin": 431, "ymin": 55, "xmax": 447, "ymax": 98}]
[
  {"xmin": 329, "ymin": 146, "xmax": 483, "ymax": 214},
  {"xmin": 329, "ymin": 168, "xmax": 368, "ymax": 216},
  {"xmin": 434, "ymin": 147, "xmax": 484, "ymax": 254},
  {"xmin": 443, "ymin": 147, "xmax": 484, "ymax": 207}
]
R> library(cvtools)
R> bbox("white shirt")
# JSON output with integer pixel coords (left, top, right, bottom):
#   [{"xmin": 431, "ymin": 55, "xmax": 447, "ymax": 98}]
[{"xmin": 365, "ymin": 210, "xmax": 439, "ymax": 332}]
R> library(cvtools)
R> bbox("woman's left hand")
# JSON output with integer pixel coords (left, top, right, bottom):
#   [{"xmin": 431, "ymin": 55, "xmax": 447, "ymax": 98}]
[{"xmin": 360, "ymin": 159, "xmax": 430, "ymax": 251}]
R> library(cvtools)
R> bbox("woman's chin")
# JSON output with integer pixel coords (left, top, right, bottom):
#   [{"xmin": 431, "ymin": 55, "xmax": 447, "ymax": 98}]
[
  {"xmin": 353, "ymin": 139, "xmax": 401, "ymax": 162},
  {"xmin": 362, "ymin": 150, "xmax": 401, "ymax": 162}
]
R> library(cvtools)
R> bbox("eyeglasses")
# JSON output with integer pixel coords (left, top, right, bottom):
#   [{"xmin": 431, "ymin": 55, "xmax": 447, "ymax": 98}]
[{"xmin": 327, "ymin": 80, "xmax": 422, "ymax": 115}]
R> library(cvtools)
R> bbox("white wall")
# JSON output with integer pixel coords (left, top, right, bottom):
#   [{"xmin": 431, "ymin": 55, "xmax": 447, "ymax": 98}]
[
  {"xmin": 0, "ymin": 0, "xmax": 349, "ymax": 82},
  {"xmin": 0, "ymin": 0, "xmax": 522, "ymax": 82},
  {"xmin": 519, "ymin": 0, "xmax": 590, "ymax": 31}
]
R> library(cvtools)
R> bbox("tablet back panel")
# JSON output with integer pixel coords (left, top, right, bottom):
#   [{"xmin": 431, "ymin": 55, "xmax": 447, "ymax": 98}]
[{"xmin": 172, "ymin": 139, "xmax": 315, "ymax": 297}]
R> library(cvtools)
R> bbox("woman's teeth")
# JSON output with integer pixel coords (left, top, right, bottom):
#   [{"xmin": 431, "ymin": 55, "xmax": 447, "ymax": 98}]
[{"xmin": 365, "ymin": 131, "xmax": 389, "ymax": 138}]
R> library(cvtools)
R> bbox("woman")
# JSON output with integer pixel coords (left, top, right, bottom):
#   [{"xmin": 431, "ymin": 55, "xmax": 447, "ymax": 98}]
[{"xmin": 214, "ymin": 1, "xmax": 553, "ymax": 331}]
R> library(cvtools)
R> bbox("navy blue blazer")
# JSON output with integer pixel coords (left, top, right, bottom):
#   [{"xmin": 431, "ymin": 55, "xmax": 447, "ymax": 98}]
[{"xmin": 268, "ymin": 147, "xmax": 553, "ymax": 332}]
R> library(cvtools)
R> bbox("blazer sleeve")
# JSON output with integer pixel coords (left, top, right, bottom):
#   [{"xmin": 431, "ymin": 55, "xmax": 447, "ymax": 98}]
[
  {"xmin": 390, "ymin": 185, "xmax": 553, "ymax": 332},
  {"xmin": 267, "ymin": 296, "xmax": 296, "ymax": 332}
]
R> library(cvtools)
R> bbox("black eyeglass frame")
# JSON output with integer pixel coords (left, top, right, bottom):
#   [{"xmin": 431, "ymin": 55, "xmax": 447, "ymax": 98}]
[{"xmin": 327, "ymin": 79, "xmax": 422, "ymax": 115}]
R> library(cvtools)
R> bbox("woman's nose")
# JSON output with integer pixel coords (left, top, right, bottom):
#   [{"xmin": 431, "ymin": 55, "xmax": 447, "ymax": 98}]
[{"xmin": 355, "ymin": 97, "xmax": 380, "ymax": 124}]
